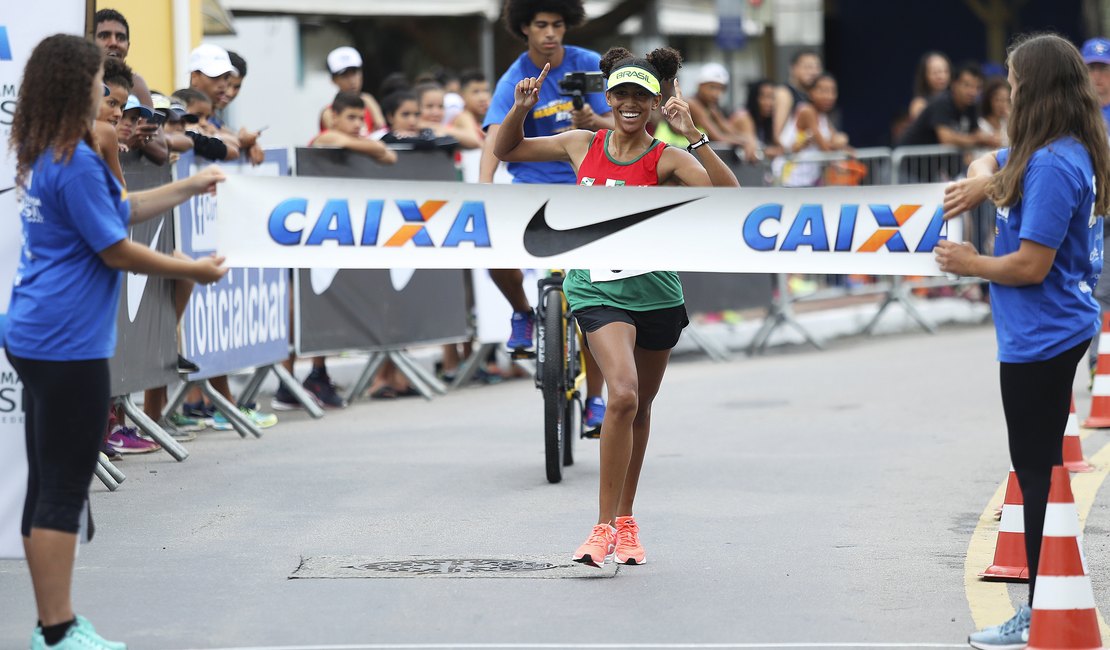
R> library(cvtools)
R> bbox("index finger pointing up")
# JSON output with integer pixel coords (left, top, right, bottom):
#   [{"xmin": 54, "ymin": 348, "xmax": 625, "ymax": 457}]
[
  {"xmin": 537, "ymin": 62, "xmax": 551, "ymax": 86},
  {"xmin": 673, "ymin": 79, "xmax": 682, "ymax": 100}
]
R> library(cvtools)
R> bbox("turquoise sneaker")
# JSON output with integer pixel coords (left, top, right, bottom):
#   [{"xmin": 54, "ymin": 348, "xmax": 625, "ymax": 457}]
[
  {"xmin": 212, "ymin": 408, "xmax": 278, "ymax": 431},
  {"xmin": 31, "ymin": 626, "xmax": 44, "ymax": 650},
  {"xmin": 968, "ymin": 604, "xmax": 1030, "ymax": 649},
  {"xmin": 49, "ymin": 616, "xmax": 126, "ymax": 649}
]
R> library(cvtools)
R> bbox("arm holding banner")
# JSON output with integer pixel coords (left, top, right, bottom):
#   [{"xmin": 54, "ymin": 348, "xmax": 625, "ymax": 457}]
[
  {"xmin": 943, "ymin": 151, "xmax": 1000, "ymax": 218},
  {"xmin": 100, "ymin": 239, "xmax": 227, "ymax": 283},
  {"xmin": 128, "ymin": 166, "xmax": 226, "ymax": 224}
]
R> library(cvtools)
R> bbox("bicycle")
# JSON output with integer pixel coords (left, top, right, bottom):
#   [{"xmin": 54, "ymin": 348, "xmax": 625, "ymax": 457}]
[{"xmin": 513, "ymin": 271, "xmax": 589, "ymax": 483}]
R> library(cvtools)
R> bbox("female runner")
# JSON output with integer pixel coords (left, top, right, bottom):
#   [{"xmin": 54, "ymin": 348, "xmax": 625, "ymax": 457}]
[{"xmin": 494, "ymin": 46, "xmax": 738, "ymax": 566}]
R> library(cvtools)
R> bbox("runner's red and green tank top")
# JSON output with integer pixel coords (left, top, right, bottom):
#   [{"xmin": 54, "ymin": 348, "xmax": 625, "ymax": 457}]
[{"xmin": 563, "ymin": 129, "xmax": 684, "ymax": 312}]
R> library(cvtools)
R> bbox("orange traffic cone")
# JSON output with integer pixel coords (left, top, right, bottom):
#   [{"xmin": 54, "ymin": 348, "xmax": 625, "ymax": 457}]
[
  {"xmin": 1026, "ymin": 465, "xmax": 1103, "ymax": 650},
  {"xmin": 981, "ymin": 465, "xmax": 1028, "ymax": 581},
  {"xmin": 1064, "ymin": 395, "xmax": 1094, "ymax": 473},
  {"xmin": 1085, "ymin": 315, "xmax": 1110, "ymax": 428}
]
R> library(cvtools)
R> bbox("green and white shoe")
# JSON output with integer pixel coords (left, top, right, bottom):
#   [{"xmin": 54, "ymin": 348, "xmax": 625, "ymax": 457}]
[{"xmin": 212, "ymin": 408, "xmax": 278, "ymax": 431}]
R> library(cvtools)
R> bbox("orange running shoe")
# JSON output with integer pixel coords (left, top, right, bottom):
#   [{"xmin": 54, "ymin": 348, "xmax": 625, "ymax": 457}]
[
  {"xmin": 572, "ymin": 524, "xmax": 616, "ymax": 568},
  {"xmin": 614, "ymin": 515, "xmax": 646, "ymax": 565}
]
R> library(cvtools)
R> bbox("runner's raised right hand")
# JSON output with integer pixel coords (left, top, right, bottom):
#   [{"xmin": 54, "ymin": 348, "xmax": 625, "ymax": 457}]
[{"xmin": 514, "ymin": 63, "xmax": 550, "ymax": 111}]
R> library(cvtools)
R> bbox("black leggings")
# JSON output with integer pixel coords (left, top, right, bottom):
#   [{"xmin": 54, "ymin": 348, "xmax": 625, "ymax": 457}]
[
  {"xmin": 6, "ymin": 352, "xmax": 109, "ymax": 537},
  {"xmin": 1000, "ymin": 338, "xmax": 1089, "ymax": 603}
]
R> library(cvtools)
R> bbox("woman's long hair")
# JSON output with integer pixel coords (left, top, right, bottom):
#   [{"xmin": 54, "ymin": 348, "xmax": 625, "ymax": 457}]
[
  {"xmin": 990, "ymin": 34, "xmax": 1110, "ymax": 215},
  {"xmin": 9, "ymin": 34, "xmax": 103, "ymax": 187}
]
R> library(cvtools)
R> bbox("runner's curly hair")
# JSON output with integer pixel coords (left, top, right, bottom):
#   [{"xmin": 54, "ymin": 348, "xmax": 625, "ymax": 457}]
[
  {"xmin": 503, "ymin": 0, "xmax": 586, "ymax": 40},
  {"xmin": 989, "ymin": 33, "xmax": 1110, "ymax": 215},
  {"xmin": 10, "ymin": 34, "xmax": 102, "ymax": 188},
  {"xmin": 599, "ymin": 46, "xmax": 682, "ymax": 82}
]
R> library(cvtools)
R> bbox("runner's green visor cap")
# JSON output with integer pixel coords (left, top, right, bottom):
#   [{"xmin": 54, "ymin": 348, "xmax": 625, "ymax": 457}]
[{"xmin": 607, "ymin": 66, "xmax": 661, "ymax": 95}]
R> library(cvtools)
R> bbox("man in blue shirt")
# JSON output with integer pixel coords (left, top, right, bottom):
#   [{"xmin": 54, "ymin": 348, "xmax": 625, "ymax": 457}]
[{"xmin": 480, "ymin": 0, "xmax": 612, "ymax": 429}]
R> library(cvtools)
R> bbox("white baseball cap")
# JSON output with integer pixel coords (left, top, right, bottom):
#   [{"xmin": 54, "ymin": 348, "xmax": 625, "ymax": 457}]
[
  {"xmin": 189, "ymin": 43, "xmax": 236, "ymax": 78},
  {"xmin": 698, "ymin": 62, "xmax": 730, "ymax": 87},
  {"xmin": 327, "ymin": 46, "xmax": 363, "ymax": 75}
]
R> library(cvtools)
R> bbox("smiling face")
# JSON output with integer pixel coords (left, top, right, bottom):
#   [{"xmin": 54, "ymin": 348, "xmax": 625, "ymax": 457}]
[
  {"xmin": 523, "ymin": 12, "xmax": 566, "ymax": 59},
  {"xmin": 97, "ymin": 83, "xmax": 128, "ymax": 125},
  {"xmin": 95, "ymin": 19, "xmax": 129, "ymax": 60},
  {"xmin": 606, "ymin": 83, "xmax": 659, "ymax": 133}
]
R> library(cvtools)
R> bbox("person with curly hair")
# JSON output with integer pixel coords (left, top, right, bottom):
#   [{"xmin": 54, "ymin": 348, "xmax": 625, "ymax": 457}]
[
  {"xmin": 5, "ymin": 34, "xmax": 229, "ymax": 649},
  {"xmin": 481, "ymin": 0, "xmax": 614, "ymax": 433},
  {"xmin": 494, "ymin": 46, "xmax": 738, "ymax": 567}
]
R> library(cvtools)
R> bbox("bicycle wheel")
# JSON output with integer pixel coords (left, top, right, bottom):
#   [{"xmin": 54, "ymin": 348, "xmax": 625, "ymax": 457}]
[
  {"xmin": 562, "ymin": 316, "xmax": 580, "ymax": 467},
  {"xmin": 541, "ymin": 291, "xmax": 566, "ymax": 483}
]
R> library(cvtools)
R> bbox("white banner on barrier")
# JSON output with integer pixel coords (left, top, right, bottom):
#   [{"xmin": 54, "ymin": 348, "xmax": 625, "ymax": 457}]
[
  {"xmin": 217, "ymin": 176, "xmax": 956, "ymax": 275},
  {"xmin": 1, "ymin": 2, "xmax": 89, "ymax": 559}
]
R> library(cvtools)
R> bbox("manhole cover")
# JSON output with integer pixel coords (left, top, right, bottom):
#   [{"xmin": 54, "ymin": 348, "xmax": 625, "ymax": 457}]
[
  {"xmin": 291, "ymin": 555, "xmax": 618, "ymax": 579},
  {"xmin": 347, "ymin": 558, "xmax": 558, "ymax": 574}
]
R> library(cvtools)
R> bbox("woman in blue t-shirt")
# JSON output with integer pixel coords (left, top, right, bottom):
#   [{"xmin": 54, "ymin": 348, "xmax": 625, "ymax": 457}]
[
  {"xmin": 936, "ymin": 34, "xmax": 1110, "ymax": 648},
  {"xmin": 5, "ymin": 35, "xmax": 228, "ymax": 650}
]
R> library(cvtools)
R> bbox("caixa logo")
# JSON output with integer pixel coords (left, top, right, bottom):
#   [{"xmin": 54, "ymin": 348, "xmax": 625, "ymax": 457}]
[
  {"xmin": 0, "ymin": 27, "xmax": 11, "ymax": 61},
  {"xmin": 269, "ymin": 199, "xmax": 491, "ymax": 248},
  {"xmin": 743, "ymin": 203, "xmax": 946, "ymax": 253}
]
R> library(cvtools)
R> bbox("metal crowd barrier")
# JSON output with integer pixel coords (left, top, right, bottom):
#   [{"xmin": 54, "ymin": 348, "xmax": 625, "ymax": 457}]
[{"xmin": 730, "ymin": 143, "xmax": 988, "ymax": 351}]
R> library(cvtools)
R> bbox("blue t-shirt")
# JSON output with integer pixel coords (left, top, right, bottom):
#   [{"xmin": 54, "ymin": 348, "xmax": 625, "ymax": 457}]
[
  {"xmin": 990, "ymin": 138, "xmax": 1102, "ymax": 363},
  {"xmin": 4, "ymin": 141, "xmax": 130, "ymax": 361},
  {"xmin": 1101, "ymin": 104, "xmax": 1110, "ymax": 129},
  {"xmin": 484, "ymin": 46, "xmax": 610, "ymax": 184}
]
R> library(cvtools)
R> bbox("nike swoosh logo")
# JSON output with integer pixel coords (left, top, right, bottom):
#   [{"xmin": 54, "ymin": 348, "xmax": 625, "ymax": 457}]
[
  {"xmin": 522, "ymin": 198, "xmax": 703, "ymax": 257},
  {"xmin": 126, "ymin": 219, "xmax": 164, "ymax": 322}
]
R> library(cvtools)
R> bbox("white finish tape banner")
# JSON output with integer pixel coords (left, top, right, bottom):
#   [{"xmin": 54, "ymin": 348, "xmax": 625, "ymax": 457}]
[{"xmin": 217, "ymin": 177, "xmax": 957, "ymax": 276}]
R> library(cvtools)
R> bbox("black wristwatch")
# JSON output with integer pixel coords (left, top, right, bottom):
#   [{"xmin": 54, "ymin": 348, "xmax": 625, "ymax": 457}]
[{"xmin": 687, "ymin": 133, "xmax": 710, "ymax": 152}]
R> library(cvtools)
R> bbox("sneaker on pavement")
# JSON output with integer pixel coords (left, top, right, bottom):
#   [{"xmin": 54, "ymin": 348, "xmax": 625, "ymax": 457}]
[
  {"xmin": 507, "ymin": 310, "xmax": 535, "ymax": 351},
  {"xmin": 99, "ymin": 440, "xmax": 122, "ymax": 462},
  {"xmin": 31, "ymin": 625, "xmax": 44, "ymax": 650},
  {"xmin": 50, "ymin": 615, "xmax": 127, "ymax": 649},
  {"xmin": 303, "ymin": 371, "xmax": 347, "ymax": 409},
  {"xmin": 572, "ymin": 523, "xmax": 616, "ymax": 568},
  {"xmin": 158, "ymin": 419, "xmax": 197, "ymax": 442},
  {"xmin": 182, "ymin": 400, "xmax": 215, "ymax": 421},
  {"xmin": 585, "ymin": 396, "xmax": 606, "ymax": 430},
  {"xmin": 167, "ymin": 412, "xmax": 206, "ymax": 432},
  {"xmin": 212, "ymin": 408, "xmax": 278, "ymax": 431},
  {"xmin": 968, "ymin": 604, "xmax": 1030, "ymax": 649},
  {"xmin": 614, "ymin": 515, "xmax": 646, "ymax": 565},
  {"xmin": 106, "ymin": 426, "xmax": 161, "ymax": 455},
  {"xmin": 270, "ymin": 384, "xmax": 302, "ymax": 411}
]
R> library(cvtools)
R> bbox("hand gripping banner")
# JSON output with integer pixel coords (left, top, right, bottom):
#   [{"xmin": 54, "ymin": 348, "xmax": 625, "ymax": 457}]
[{"xmin": 217, "ymin": 177, "xmax": 956, "ymax": 276}]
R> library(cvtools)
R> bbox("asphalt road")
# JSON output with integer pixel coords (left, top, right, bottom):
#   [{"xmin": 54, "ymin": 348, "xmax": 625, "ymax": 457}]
[{"xmin": 2, "ymin": 323, "xmax": 1109, "ymax": 650}]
